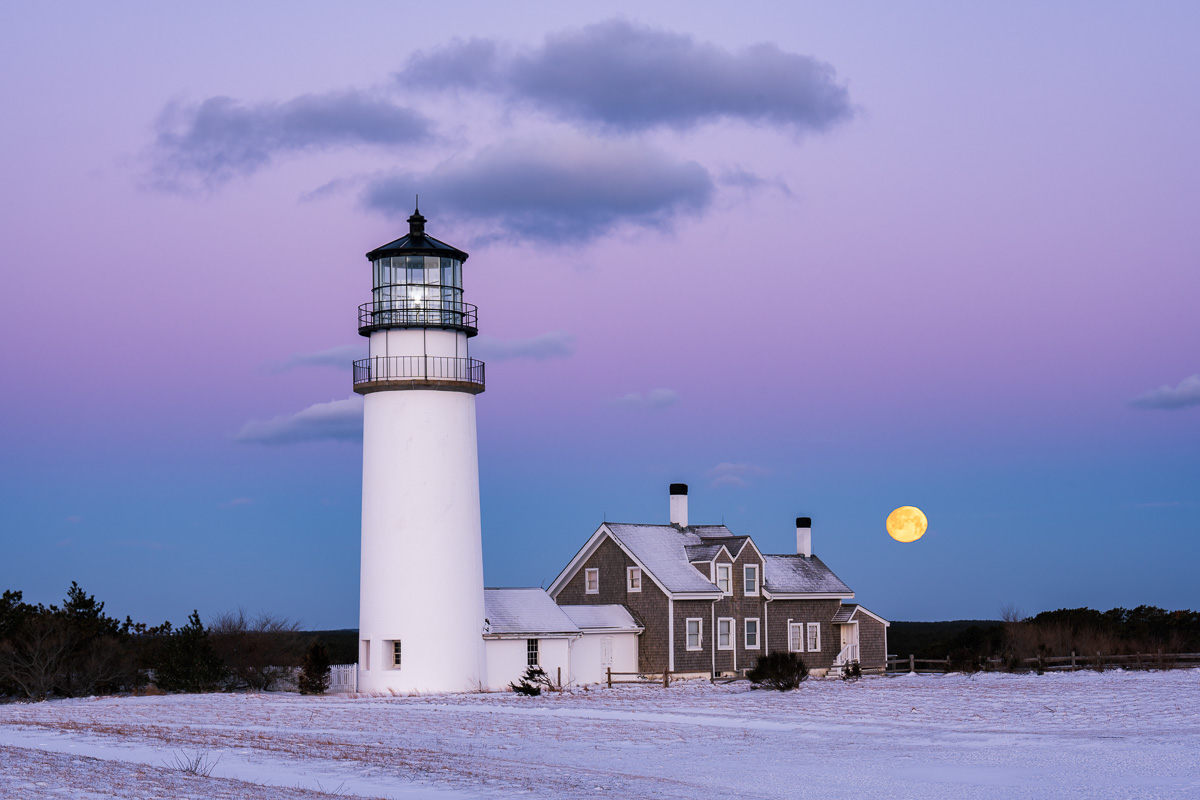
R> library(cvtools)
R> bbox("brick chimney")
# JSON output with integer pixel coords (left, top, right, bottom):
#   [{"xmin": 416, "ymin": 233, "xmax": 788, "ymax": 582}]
[
  {"xmin": 670, "ymin": 484, "xmax": 688, "ymax": 527},
  {"xmin": 796, "ymin": 517, "xmax": 812, "ymax": 557}
]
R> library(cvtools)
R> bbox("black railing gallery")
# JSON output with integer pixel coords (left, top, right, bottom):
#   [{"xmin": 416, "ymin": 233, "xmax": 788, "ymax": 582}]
[
  {"xmin": 358, "ymin": 299, "xmax": 478, "ymax": 335},
  {"xmin": 353, "ymin": 356, "xmax": 485, "ymax": 391}
]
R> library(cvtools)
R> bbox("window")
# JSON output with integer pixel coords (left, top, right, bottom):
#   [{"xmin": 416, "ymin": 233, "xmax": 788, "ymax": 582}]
[
  {"xmin": 627, "ymin": 566, "xmax": 641, "ymax": 592},
  {"xmin": 686, "ymin": 618, "xmax": 703, "ymax": 650},
  {"xmin": 788, "ymin": 622, "xmax": 804, "ymax": 653},
  {"xmin": 392, "ymin": 640, "xmax": 402, "ymax": 669},
  {"xmin": 745, "ymin": 619, "xmax": 760, "ymax": 649},
  {"xmin": 807, "ymin": 623, "xmax": 821, "ymax": 653},
  {"xmin": 527, "ymin": 638, "xmax": 539, "ymax": 667},
  {"xmin": 717, "ymin": 618, "xmax": 734, "ymax": 650},
  {"xmin": 743, "ymin": 564, "xmax": 759, "ymax": 596},
  {"xmin": 716, "ymin": 564, "xmax": 731, "ymax": 595},
  {"xmin": 585, "ymin": 568, "xmax": 599, "ymax": 594}
]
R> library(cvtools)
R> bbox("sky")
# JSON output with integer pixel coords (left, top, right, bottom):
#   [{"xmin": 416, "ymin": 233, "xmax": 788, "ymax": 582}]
[{"xmin": 1, "ymin": 2, "xmax": 1197, "ymax": 629}]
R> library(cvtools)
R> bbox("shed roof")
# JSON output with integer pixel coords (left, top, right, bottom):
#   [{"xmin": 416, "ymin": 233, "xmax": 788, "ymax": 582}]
[
  {"xmin": 484, "ymin": 588, "xmax": 578, "ymax": 636},
  {"xmin": 560, "ymin": 605, "xmax": 642, "ymax": 632}
]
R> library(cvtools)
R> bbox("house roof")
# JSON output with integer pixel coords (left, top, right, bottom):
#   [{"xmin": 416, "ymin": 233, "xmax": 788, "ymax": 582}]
[
  {"xmin": 762, "ymin": 554, "xmax": 853, "ymax": 595},
  {"xmin": 484, "ymin": 588, "xmax": 578, "ymax": 636},
  {"xmin": 684, "ymin": 543, "xmax": 724, "ymax": 562},
  {"xmin": 606, "ymin": 524, "xmax": 732, "ymax": 594},
  {"xmin": 560, "ymin": 605, "xmax": 643, "ymax": 632}
]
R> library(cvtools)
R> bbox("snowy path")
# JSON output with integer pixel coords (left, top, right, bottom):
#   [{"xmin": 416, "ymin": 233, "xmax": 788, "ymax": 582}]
[{"xmin": 1, "ymin": 669, "xmax": 1198, "ymax": 799}]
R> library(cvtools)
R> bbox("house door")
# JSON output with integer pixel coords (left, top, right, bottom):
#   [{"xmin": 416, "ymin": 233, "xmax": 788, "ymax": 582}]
[
  {"xmin": 840, "ymin": 622, "xmax": 859, "ymax": 663},
  {"xmin": 601, "ymin": 637, "xmax": 614, "ymax": 668}
]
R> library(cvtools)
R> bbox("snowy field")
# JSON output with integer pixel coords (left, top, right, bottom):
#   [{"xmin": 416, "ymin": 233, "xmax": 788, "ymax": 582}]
[{"xmin": 1, "ymin": 670, "xmax": 1198, "ymax": 799}]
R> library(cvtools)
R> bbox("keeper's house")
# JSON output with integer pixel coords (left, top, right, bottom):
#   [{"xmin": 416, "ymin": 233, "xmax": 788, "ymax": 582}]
[{"xmin": 541, "ymin": 484, "xmax": 889, "ymax": 679}]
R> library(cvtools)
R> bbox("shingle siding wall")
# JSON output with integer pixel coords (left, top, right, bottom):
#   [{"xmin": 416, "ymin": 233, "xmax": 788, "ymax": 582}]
[
  {"xmin": 553, "ymin": 536, "xmax": 669, "ymax": 672},
  {"xmin": 766, "ymin": 598, "xmax": 842, "ymax": 672},
  {"xmin": 854, "ymin": 612, "xmax": 887, "ymax": 672},
  {"xmin": 710, "ymin": 546, "xmax": 767, "ymax": 675}
]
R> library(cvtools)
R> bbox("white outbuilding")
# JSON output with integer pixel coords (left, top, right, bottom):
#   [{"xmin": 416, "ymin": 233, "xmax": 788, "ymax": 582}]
[{"xmin": 483, "ymin": 588, "xmax": 642, "ymax": 690}]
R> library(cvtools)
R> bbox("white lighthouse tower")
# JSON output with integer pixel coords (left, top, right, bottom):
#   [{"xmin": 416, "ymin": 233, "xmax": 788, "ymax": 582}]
[{"xmin": 355, "ymin": 208, "xmax": 487, "ymax": 693}]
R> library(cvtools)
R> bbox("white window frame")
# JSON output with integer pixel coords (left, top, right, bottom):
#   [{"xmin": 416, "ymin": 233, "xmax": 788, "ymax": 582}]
[
  {"xmin": 743, "ymin": 564, "xmax": 759, "ymax": 596},
  {"xmin": 716, "ymin": 563, "xmax": 732, "ymax": 595},
  {"xmin": 585, "ymin": 568, "xmax": 599, "ymax": 594},
  {"xmin": 391, "ymin": 640, "xmax": 402, "ymax": 669},
  {"xmin": 788, "ymin": 622, "xmax": 804, "ymax": 653},
  {"xmin": 744, "ymin": 618, "xmax": 760, "ymax": 650},
  {"xmin": 807, "ymin": 622, "xmax": 821, "ymax": 653},
  {"xmin": 717, "ymin": 617, "xmax": 734, "ymax": 651},
  {"xmin": 626, "ymin": 566, "xmax": 642, "ymax": 593},
  {"xmin": 685, "ymin": 618, "xmax": 703, "ymax": 651},
  {"xmin": 527, "ymin": 638, "xmax": 539, "ymax": 667}
]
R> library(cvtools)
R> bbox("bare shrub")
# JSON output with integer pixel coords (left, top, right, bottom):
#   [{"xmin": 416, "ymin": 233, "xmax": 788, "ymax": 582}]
[
  {"xmin": 748, "ymin": 652, "xmax": 809, "ymax": 691},
  {"xmin": 208, "ymin": 609, "xmax": 302, "ymax": 691},
  {"xmin": 167, "ymin": 749, "xmax": 220, "ymax": 777}
]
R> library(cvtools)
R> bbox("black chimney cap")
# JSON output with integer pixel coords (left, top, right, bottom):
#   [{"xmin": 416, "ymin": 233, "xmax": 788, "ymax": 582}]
[
  {"xmin": 670, "ymin": 483, "xmax": 688, "ymax": 496},
  {"xmin": 796, "ymin": 517, "xmax": 811, "ymax": 528}
]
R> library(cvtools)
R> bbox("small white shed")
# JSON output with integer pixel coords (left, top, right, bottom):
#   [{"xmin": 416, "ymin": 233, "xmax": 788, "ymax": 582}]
[{"xmin": 483, "ymin": 589, "xmax": 641, "ymax": 690}]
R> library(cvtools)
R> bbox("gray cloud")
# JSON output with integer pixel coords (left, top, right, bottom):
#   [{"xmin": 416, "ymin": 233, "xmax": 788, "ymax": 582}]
[
  {"xmin": 148, "ymin": 91, "xmax": 432, "ymax": 191},
  {"xmin": 236, "ymin": 396, "xmax": 363, "ymax": 445},
  {"xmin": 1130, "ymin": 374, "xmax": 1200, "ymax": 410},
  {"xmin": 398, "ymin": 20, "xmax": 852, "ymax": 133},
  {"xmin": 611, "ymin": 388, "xmax": 679, "ymax": 410},
  {"xmin": 363, "ymin": 137, "xmax": 714, "ymax": 243},
  {"xmin": 273, "ymin": 344, "xmax": 363, "ymax": 373},
  {"xmin": 472, "ymin": 332, "xmax": 576, "ymax": 361}
]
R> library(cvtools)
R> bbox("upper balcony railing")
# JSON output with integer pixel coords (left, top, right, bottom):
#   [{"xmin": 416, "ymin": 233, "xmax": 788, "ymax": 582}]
[
  {"xmin": 358, "ymin": 299, "xmax": 478, "ymax": 337},
  {"xmin": 352, "ymin": 355, "xmax": 485, "ymax": 395}
]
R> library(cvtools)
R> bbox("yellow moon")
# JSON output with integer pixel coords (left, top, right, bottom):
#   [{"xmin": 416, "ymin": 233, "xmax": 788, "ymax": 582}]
[{"xmin": 887, "ymin": 506, "xmax": 928, "ymax": 543}]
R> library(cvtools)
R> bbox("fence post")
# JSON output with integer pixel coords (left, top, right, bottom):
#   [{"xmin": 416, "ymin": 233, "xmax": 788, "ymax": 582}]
[
  {"xmin": 663, "ymin": 670, "xmax": 669, "ymax": 688},
  {"xmin": 1071, "ymin": 651, "xmax": 1076, "ymax": 671},
  {"xmin": 607, "ymin": 667, "xmax": 612, "ymax": 689},
  {"xmin": 557, "ymin": 667, "xmax": 562, "ymax": 689},
  {"xmin": 909, "ymin": 654, "xmax": 915, "ymax": 673}
]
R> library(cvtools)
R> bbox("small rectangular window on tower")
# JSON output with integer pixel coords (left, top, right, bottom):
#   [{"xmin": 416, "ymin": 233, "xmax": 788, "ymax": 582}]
[
  {"xmin": 392, "ymin": 640, "xmax": 402, "ymax": 669},
  {"xmin": 527, "ymin": 638, "xmax": 539, "ymax": 667}
]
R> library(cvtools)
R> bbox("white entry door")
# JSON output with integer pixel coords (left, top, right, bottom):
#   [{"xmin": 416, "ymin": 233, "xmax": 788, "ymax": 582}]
[
  {"xmin": 840, "ymin": 623, "xmax": 859, "ymax": 662},
  {"xmin": 601, "ymin": 637, "xmax": 614, "ymax": 668}
]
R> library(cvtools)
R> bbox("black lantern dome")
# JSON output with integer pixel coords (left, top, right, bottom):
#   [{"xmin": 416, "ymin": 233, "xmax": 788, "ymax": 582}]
[{"xmin": 358, "ymin": 208, "xmax": 476, "ymax": 337}]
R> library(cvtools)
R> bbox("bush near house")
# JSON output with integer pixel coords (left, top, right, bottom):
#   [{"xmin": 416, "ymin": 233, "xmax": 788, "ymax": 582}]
[
  {"xmin": 510, "ymin": 666, "xmax": 553, "ymax": 696},
  {"xmin": 298, "ymin": 641, "xmax": 332, "ymax": 695},
  {"xmin": 747, "ymin": 652, "xmax": 809, "ymax": 691}
]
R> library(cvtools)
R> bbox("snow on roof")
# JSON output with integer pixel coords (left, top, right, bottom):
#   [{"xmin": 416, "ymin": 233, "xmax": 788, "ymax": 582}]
[
  {"xmin": 684, "ymin": 543, "xmax": 723, "ymax": 562},
  {"xmin": 606, "ymin": 524, "xmax": 728, "ymax": 594},
  {"xmin": 762, "ymin": 554, "xmax": 853, "ymax": 595},
  {"xmin": 560, "ymin": 605, "xmax": 642, "ymax": 632},
  {"xmin": 484, "ymin": 588, "xmax": 579, "ymax": 635}
]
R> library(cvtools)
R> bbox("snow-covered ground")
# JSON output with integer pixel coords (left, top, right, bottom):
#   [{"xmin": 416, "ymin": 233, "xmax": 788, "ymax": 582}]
[{"xmin": 1, "ymin": 669, "xmax": 1198, "ymax": 799}]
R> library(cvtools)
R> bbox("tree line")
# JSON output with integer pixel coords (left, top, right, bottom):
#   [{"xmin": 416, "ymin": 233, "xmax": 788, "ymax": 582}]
[
  {"xmin": 0, "ymin": 583, "xmax": 333, "ymax": 701},
  {"xmin": 890, "ymin": 605, "xmax": 1200, "ymax": 669}
]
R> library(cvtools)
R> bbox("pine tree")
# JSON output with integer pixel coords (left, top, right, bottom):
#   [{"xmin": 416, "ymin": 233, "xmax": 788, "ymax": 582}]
[
  {"xmin": 298, "ymin": 641, "xmax": 332, "ymax": 695},
  {"xmin": 154, "ymin": 611, "xmax": 227, "ymax": 693}
]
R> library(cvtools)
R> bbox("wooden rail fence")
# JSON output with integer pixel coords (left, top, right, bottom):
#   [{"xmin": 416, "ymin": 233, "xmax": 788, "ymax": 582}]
[{"xmin": 886, "ymin": 652, "xmax": 1200, "ymax": 674}]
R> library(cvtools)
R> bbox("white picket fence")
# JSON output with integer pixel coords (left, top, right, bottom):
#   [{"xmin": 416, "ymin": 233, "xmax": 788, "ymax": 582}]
[{"xmin": 329, "ymin": 663, "xmax": 358, "ymax": 693}]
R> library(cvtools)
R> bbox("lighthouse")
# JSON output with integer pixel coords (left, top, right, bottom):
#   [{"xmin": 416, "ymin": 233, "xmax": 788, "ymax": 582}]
[{"xmin": 354, "ymin": 208, "xmax": 487, "ymax": 693}]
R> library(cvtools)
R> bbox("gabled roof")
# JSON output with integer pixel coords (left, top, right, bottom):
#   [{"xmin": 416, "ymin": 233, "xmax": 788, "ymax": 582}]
[
  {"xmin": 762, "ymin": 554, "xmax": 853, "ymax": 596},
  {"xmin": 560, "ymin": 605, "xmax": 643, "ymax": 633},
  {"xmin": 484, "ymin": 588, "xmax": 577, "ymax": 636},
  {"xmin": 684, "ymin": 543, "xmax": 725, "ymax": 563},
  {"xmin": 605, "ymin": 524, "xmax": 728, "ymax": 594}
]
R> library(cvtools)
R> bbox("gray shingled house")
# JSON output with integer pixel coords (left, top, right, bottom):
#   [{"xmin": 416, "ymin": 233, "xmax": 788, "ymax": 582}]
[{"xmin": 547, "ymin": 484, "xmax": 889, "ymax": 677}]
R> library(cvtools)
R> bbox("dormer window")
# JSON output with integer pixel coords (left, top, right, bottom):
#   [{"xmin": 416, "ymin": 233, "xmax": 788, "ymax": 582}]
[
  {"xmin": 585, "ymin": 568, "xmax": 599, "ymax": 594},
  {"xmin": 627, "ymin": 567, "xmax": 641, "ymax": 592},
  {"xmin": 716, "ymin": 564, "xmax": 732, "ymax": 595},
  {"xmin": 743, "ymin": 564, "xmax": 759, "ymax": 596}
]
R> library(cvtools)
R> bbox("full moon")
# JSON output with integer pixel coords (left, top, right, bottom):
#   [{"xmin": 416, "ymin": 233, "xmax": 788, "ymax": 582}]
[{"xmin": 886, "ymin": 506, "xmax": 928, "ymax": 543}]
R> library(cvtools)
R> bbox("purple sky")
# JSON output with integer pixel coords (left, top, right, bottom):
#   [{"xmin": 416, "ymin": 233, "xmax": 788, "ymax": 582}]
[{"xmin": 2, "ymin": 2, "xmax": 1197, "ymax": 628}]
